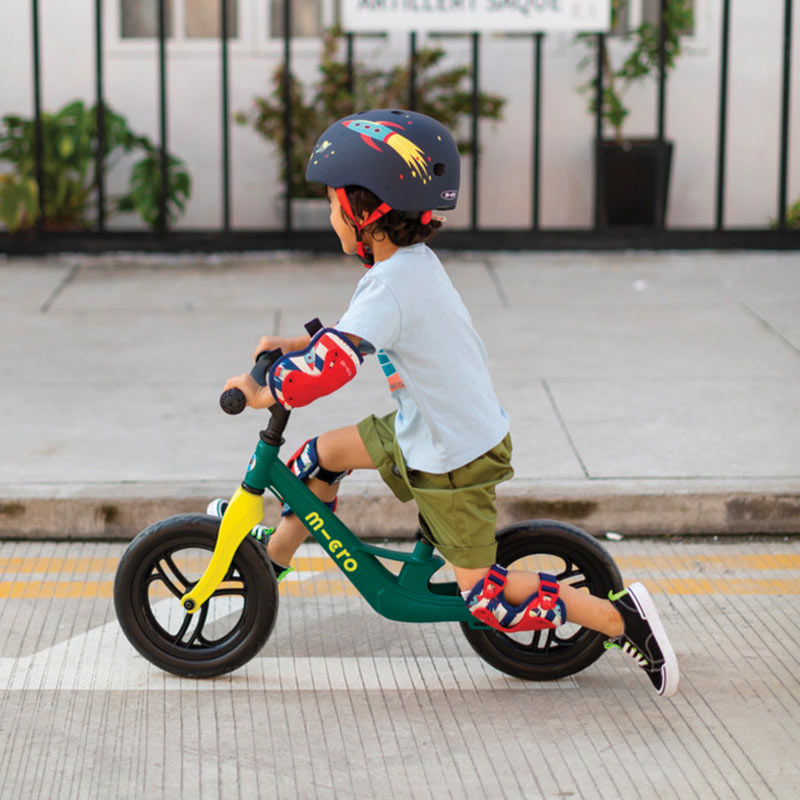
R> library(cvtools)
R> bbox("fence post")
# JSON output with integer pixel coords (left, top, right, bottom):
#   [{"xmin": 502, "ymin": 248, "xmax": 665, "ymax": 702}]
[
  {"xmin": 31, "ymin": 0, "xmax": 44, "ymax": 235},
  {"xmin": 715, "ymin": 0, "xmax": 731, "ymax": 231},
  {"xmin": 221, "ymin": 0, "xmax": 231, "ymax": 231},
  {"xmin": 94, "ymin": 0, "xmax": 106, "ymax": 231},
  {"xmin": 408, "ymin": 32, "xmax": 418, "ymax": 111},
  {"xmin": 655, "ymin": 0, "xmax": 668, "ymax": 231},
  {"xmin": 470, "ymin": 32, "xmax": 480, "ymax": 232},
  {"xmin": 531, "ymin": 32, "xmax": 543, "ymax": 231},
  {"xmin": 593, "ymin": 32, "xmax": 604, "ymax": 229},
  {"xmin": 778, "ymin": 0, "xmax": 794, "ymax": 230},
  {"xmin": 157, "ymin": 0, "xmax": 168, "ymax": 233},
  {"xmin": 346, "ymin": 32, "xmax": 354, "ymax": 94},
  {"xmin": 282, "ymin": 0, "xmax": 292, "ymax": 231}
]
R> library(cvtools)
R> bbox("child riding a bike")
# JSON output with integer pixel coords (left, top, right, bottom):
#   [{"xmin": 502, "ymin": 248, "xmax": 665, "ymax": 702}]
[{"xmin": 220, "ymin": 109, "xmax": 679, "ymax": 698}]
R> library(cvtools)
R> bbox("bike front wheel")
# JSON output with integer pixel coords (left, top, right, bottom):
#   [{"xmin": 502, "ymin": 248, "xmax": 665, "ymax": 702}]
[
  {"xmin": 460, "ymin": 520, "xmax": 623, "ymax": 681},
  {"xmin": 114, "ymin": 514, "xmax": 279, "ymax": 678}
]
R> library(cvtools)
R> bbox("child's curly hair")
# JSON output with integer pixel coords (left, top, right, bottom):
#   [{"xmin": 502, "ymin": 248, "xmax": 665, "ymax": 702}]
[{"xmin": 341, "ymin": 185, "xmax": 442, "ymax": 247}]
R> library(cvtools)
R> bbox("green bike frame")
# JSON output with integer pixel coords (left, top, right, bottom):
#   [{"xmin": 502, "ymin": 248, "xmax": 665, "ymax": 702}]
[{"xmin": 180, "ymin": 411, "xmax": 474, "ymax": 625}]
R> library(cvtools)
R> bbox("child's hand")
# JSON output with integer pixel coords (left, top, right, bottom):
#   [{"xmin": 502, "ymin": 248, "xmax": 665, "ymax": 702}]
[
  {"xmin": 222, "ymin": 373, "xmax": 276, "ymax": 410},
  {"xmin": 252, "ymin": 334, "xmax": 310, "ymax": 362}
]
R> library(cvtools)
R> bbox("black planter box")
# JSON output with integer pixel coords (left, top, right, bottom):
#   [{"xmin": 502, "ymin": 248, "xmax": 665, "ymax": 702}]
[{"xmin": 595, "ymin": 139, "xmax": 674, "ymax": 227}]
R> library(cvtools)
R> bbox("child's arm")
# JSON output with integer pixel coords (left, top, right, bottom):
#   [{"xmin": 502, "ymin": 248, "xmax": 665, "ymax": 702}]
[
  {"xmin": 252, "ymin": 333, "xmax": 311, "ymax": 362},
  {"xmin": 223, "ymin": 330, "xmax": 362, "ymax": 411},
  {"xmin": 253, "ymin": 332, "xmax": 362, "ymax": 359}
]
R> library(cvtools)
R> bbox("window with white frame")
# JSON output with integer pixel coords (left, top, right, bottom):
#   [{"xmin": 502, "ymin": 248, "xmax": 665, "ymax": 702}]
[
  {"xmin": 118, "ymin": 0, "xmax": 340, "ymax": 41},
  {"xmin": 121, "ymin": 0, "xmax": 174, "ymax": 38},
  {"xmin": 120, "ymin": 0, "xmax": 237, "ymax": 39},
  {"xmin": 268, "ymin": 0, "xmax": 335, "ymax": 38}
]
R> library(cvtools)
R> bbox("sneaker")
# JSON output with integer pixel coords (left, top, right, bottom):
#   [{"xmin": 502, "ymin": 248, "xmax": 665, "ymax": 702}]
[
  {"xmin": 206, "ymin": 498, "xmax": 229, "ymax": 518},
  {"xmin": 205, "ymin": 498, "xmax": 290, "ymax": 580},
  {"xmin": 205, "ymin": 498, "xmax": 276, "ymax": 547},
  {"xmin": 606, "ymin": 582, "xmax": 680, "ymax": 698}
]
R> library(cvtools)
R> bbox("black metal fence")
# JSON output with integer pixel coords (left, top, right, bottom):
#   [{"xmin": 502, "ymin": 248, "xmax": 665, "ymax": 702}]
[{"xmin": 2, "ymin": 0, "xmax": 798, "ymax": 255}]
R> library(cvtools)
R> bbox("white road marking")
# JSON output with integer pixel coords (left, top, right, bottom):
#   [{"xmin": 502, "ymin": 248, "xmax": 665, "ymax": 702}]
[{"xmin": 0, "ymin": 611, "xmax": 577, "ymax": 692}]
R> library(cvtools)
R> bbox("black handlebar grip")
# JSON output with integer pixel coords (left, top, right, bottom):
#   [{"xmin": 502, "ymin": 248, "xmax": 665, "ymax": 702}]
[
  {"xmin": 220, "ymin": 387, "xmax": 247, "ymax": 415},
  {"xmin": 218, "ymin": 348, "xmax": 284, "ymax": 415}
]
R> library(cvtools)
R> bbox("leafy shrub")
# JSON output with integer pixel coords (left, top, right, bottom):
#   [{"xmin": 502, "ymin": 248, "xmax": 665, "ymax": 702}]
[
  {"xmin": 235, "ymin": 26, "xmax": 505, "ymax": 199},
  {"xmin": 0, "ymin": 99, "xmax": 191, "ymax": 232}
]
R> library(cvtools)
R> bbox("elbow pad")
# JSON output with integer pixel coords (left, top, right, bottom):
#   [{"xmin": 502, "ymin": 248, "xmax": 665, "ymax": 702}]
[{"xmin": 268, "ymin": 328, "xmax": 363, "ymax": 409}]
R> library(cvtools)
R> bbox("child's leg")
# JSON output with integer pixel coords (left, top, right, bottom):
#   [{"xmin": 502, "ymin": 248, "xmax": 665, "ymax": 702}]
[
  {"xmin": 266, "ymin": 425, "xmax": 376, "ymax": 567},
  {"xmin": 454, "ymin": 566, "xmax": 623, "ymax": 638}
]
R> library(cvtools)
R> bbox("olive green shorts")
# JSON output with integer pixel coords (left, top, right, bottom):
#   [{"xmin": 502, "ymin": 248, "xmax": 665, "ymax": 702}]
[{"xmin": 357, "ymin": 412, "xmax": 514, "ymax": 568}]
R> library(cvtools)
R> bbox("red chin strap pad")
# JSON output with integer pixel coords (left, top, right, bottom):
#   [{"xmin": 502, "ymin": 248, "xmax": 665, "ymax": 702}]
[
  {"xmin": 268, "ymin": 328, "xmax": 363, "ymax": 409},
  {"xmin": 335, "ymin": 187, "xmax": 392, "ymax": 268}
]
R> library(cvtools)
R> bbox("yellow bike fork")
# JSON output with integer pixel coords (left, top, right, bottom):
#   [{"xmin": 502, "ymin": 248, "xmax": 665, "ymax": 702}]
[{"xmin": 180, "ymin": 486, "xmax": 265, "ymax": 612}]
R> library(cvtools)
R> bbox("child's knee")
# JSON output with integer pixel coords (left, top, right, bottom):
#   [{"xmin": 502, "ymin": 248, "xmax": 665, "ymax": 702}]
[{"xmin": 317, "ymin": 425, "xmax": 374, "ymax": 472}]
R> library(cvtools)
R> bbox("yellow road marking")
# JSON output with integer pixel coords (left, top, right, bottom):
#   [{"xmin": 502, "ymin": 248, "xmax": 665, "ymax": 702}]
[
  {"xmin": 0, "ymin": 555, "xmax": 332, "ymax": 576},
  {"xmin": 615, "ymin": 554, "xmax": 800, "ymax": 571},
  {"xmin": 0, "ymin": 581, "xmax": 113, "ymax": 599},
  {"xmin": 1, "ymin": 574, "xmax": 798, "ymax": 600},
  {"xmin": 1, "ymin": 548, "xmax": 799, "ymax": 603},
  {"xmin": 0, "ymin": 557, "xmax": 120, "ymax": 574},
  {"xmin": 2, "ymin": 553, "xmax": 800, "ymax": 578},
  {"xmin": 641, "ymin": 577, "xmax": 800, "ymax": 595}
]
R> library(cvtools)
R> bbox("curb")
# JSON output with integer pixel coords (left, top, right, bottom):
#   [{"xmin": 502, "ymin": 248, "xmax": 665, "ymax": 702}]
[{"xmin": 2, "ymin": 480, "xmax": 799, "ymax": 540}]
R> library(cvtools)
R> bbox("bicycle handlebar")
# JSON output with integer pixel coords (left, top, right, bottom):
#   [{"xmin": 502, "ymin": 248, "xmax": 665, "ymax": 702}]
[{"xmin": 219, "ymin": 348, "xmax": 283, "ymax": 415}]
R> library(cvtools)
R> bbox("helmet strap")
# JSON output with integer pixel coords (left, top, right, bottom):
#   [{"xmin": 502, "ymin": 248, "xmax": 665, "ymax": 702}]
[{"xmin": 335, "ymin": 187, "xmax": 392, "ymax": 268}]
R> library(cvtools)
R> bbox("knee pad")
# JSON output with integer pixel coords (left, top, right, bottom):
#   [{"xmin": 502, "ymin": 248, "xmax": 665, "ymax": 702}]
[
  {"xmin": 287, "ymin": 437, "xmax": 350, "ymax": 485},
  {"xmin": 281, "ymin": 436, "xmax": 348, "ymax": 518},
  {"xmin": 465, "ymin": 565, "xmax": 566, "ymax": 632}
]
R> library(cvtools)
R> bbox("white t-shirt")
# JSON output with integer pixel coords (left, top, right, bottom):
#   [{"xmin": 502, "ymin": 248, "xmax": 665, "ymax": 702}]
[{"xmin": 337, "ymin": 243, "xmax": 509, "ymax": 473}]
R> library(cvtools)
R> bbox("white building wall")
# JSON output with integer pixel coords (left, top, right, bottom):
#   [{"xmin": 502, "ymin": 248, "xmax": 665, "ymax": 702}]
[{"xmin": 1, "ymin": 1, "xmax": 798, "ymax": 232}]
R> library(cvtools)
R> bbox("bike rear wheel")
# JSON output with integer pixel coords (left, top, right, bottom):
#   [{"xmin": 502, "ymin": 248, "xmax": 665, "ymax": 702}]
[
  {"xmin": 460, "ymin": 520, "xmax": 623, "ymax": 681},
  {"xmin": 114, "ymin": 513, "xmax": 278, "ymax": 678}
]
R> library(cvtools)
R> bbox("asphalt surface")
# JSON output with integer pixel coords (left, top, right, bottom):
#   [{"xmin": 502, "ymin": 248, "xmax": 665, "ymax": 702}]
[{"xmin": 0, "ymin": 536, "xmax": 799, "ymax": 799}]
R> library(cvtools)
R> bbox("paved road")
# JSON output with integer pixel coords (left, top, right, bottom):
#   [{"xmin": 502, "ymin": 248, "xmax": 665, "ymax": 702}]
[{"xmin": 1, "ymin": 536, "xmax": 798, "ymax": 799}]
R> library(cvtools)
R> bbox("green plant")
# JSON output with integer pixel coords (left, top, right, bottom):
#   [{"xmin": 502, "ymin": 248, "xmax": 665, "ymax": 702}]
[
  {"xmin": 577, "ymin": 0, "xmax": 693, "ymax": 143},
  {"xmin": 771, "ymin": 198, "xmax": 800, "ymax": 230},
  {"xmin": 235, "ymin": 26, "xmax": 506, "ymax": 199},
  {"xmin": 0, "ymin": 174, "xmax": 38, "ymax": 233},
  {"xmin": 0, "ymin": 99, "xmax": 191, "ymax": 232},
  {"xmin": 117, "ymin": 149, "xmax": 191, "ymax": 228}
]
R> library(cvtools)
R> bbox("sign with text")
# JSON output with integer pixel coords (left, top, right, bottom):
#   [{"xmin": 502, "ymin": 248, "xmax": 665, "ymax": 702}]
[{"xmin": 342, "ymin": 1, "xmax": 611, "ymax": 33}]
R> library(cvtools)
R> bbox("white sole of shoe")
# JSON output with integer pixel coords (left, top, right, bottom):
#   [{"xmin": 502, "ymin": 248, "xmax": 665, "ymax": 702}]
[
  {"xmin": 205, "ymin": 499, "xmax": 228, "ymax": 518},
  {"xmin": 626, "ymin": 582, "xmax": 680, "ymax": 698}
]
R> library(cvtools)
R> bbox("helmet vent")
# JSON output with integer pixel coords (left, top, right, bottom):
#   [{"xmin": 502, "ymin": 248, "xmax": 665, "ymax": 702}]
[{"xmin": 433, "ymin": 163, "xmax": 445, "ymax": 177}]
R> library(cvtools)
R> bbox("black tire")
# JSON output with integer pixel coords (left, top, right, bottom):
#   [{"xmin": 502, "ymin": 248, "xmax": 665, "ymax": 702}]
[
  {"xmin": 114, "ymin": 513, "xmax": 279, "ymax": 678},
  {"xmin": 460, "ymin": 520, "xmax": 623, "ymax": 681}
]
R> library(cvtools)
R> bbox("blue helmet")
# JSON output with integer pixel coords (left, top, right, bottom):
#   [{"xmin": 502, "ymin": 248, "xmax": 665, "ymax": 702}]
[{"xmin": 305, "ymin": 109, "xmax": 460, "ymax": 211}]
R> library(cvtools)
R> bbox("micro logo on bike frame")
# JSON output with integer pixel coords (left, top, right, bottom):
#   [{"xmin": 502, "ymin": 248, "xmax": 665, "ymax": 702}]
[{"xmin": 304, "ymin": 512, "xmax": 358, "ymax": 572}]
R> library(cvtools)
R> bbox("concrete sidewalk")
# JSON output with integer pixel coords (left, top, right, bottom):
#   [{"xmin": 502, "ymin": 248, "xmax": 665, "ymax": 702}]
[{"xmin": 1, "ymin": 249, "xmax": 798, "ymax": 540}]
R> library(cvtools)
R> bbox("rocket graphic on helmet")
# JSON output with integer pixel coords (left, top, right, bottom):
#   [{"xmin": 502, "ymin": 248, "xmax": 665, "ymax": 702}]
[{"xmin": 306, "ymin": 109, "xmax": 460, "ymax": 212}]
